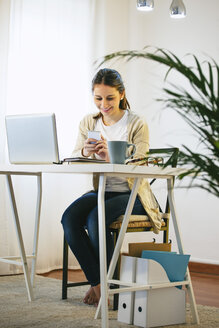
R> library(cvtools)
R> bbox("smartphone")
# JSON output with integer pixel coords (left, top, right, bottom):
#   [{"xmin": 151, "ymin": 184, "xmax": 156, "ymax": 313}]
[{"xmin": 88, "ymin": 131, "xmax": 101, "ymax": 144}]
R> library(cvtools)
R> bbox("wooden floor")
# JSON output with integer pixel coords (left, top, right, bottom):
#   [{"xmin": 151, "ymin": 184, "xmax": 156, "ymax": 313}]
[{"xmin": 40, "ymin": 268, "xmax": 219, "ymax": 308}]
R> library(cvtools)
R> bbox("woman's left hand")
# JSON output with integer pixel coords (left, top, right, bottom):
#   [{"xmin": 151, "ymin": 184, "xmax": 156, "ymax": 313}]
[{"xmin": 94, "ymin": 136, "xmax": 109, "ymax": 162}]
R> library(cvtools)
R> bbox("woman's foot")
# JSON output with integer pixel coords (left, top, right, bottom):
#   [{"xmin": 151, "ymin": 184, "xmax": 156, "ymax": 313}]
[
  {"xmin": 92, "ymin": 284, "xmax": 101, "ymax": 306},
  {"xmin": 83, "ymin": 286, "xmax": 99, "ymax": 305}
]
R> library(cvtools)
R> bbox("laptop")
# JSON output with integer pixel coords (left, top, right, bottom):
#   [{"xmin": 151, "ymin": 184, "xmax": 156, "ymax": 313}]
[{"xmin": 5, "ymin": 113, "xmax": 60, "ymax": 164}]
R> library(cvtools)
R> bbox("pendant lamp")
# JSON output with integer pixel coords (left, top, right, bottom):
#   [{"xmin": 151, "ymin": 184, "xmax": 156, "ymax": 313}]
[
  {"xmin": 136, "ymin": 0, "xmax": 154, "ymax": 12},
  {"xmin": 170, "ymin": 0, "xmax": 186, "ymax": 18}
]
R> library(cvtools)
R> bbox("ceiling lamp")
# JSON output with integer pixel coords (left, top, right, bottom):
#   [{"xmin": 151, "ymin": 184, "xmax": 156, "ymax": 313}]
[
  {"xmin": 170, "ymin": 0, "xmax": 186, "ymax": 18},
  {"xmin": 136, "ymin": 0, "xmax": 186, "ymax": 18},
  {"xmin": 136, "ymin": 0, "xmax": 154, "ymax": 12}
]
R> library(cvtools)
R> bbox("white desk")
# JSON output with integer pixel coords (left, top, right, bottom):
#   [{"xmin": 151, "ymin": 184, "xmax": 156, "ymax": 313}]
[{"xmin": 0, "ymin": 164, "xmax": 199, "ymax": 327}]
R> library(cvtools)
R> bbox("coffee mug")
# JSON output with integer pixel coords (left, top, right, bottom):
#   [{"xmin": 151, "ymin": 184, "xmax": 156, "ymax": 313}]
[{"xmin": 107, "ymin": 141, "xmax": 136, "ymax": 164}]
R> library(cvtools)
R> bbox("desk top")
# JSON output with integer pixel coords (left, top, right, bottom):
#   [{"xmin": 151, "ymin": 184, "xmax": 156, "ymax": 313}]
[{"xmin": 0, "ymin": 163, "xmax": 186, "ymax": 178}]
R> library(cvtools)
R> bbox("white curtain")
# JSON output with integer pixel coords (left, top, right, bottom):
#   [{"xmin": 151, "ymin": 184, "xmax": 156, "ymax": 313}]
[
  {"xmin": 0, "ymin": 0, "xmax": 99, "ymax": 274},
  {"xmin": 0, "ymin": 0, "xmax": 131, "ymax": 275},
  {"xmin": 0, "ymin": 0, "xmax": 11, "ymax": 275},
  {"xmin": 0, "ymin": 0, "xmax": 134, "ymax": 274}
]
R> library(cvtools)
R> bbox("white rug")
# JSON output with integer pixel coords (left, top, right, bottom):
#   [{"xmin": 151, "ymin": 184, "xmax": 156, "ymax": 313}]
[{"xmin": 0, "ymin": 275, "xmax": 218, "ymax": 328}]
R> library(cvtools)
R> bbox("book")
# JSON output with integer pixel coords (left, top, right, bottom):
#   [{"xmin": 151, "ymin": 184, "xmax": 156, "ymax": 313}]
[{"xmin": 62, "ymin": 157, "xmax": 106, "ymax": 163}]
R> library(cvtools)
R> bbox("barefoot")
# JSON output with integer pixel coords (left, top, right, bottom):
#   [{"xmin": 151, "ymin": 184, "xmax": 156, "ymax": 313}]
[
  {"xmin": 93, "ymin": 284, "xmax": 101, "ymax": 306},
  {"xmin": 83, "ymin": 286, "xmax": 99, "ymax": 305},
  {"xmin": 93, "ymin": 284, "xmax": 110, "ymax": 307}
]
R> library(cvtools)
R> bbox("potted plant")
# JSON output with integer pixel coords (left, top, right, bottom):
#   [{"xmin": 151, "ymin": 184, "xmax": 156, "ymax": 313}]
[{"xmin": 98, "ymin": 48, "xmax": 219, "ymax": 197}]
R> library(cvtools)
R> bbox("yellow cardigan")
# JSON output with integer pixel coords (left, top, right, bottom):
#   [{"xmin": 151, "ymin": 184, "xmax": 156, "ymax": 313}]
[{"xmin": 72, "ymin": 111, "xmax": 162, "ymax": 234}]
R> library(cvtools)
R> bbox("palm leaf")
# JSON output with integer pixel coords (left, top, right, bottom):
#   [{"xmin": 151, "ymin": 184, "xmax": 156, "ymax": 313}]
[{"xmin": 99, "ymin": 47, "xmax": 219, "ymax": 197}]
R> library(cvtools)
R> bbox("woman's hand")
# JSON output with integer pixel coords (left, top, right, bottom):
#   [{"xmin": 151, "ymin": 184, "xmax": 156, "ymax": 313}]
[
  {"xmin": 94, "ymin": 136, "xmax": 109, "ymax": 161},
  {"xmin": 82, "ymin": 136, "xmax": 109, "ymax": 161},
  {"xmin": 82, "ymin": 138, "xmax": 98, "ymax": 157}
]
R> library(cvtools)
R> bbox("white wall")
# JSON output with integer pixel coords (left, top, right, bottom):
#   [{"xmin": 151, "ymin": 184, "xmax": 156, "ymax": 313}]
[
  {"xmin": 93, "ymin": 0, "xmax": 219, "ymax": 264},
  {"xmin": 117, "ymin": 0, "xmax": 219, "ymax": 263}
]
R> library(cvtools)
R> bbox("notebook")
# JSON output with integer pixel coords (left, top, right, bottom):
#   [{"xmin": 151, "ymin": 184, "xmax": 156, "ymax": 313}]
[
  {"xmin": 62, "ymin": 157, "xmax": 105, "ymax": 163},
  {"xmin": 5, "ymin": 113, "xmax": 60, "ymax": 164}
]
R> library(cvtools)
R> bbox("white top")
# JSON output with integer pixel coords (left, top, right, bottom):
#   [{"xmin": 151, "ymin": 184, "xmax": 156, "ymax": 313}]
[
  {"xmin": 95, "ymin": 110, "xmax": 128, "ymax": 141},
  {"xmin": 95, "ymin": 111, "xmax": 130, "ymax": 192}
]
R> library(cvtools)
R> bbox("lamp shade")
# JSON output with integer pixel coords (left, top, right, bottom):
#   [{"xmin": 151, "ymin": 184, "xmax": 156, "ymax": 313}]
[
  {"xmin": 170, "ymin": 0, "xmax": 186, "ymax": 18},
  {"xmin": 136, "ymin": 0, "xmax": 154, "ymax": 11}
]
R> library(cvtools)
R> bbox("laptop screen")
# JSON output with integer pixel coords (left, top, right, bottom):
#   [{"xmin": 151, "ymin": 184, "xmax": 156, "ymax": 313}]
[{"xmin": 5, "ymin": 113, "xmax": 60, "ymax": 164}]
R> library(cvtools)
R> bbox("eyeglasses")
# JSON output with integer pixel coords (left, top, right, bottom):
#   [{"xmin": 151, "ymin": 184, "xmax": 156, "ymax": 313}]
[{"xmin": 126, "ymin": 156, "xmax": 164, "ymax": 166}]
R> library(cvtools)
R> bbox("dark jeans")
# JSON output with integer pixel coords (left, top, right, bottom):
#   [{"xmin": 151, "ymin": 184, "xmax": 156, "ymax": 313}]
[{"xmin": 61, "ymin": 191, "xmax": 146, "ymax": 286}]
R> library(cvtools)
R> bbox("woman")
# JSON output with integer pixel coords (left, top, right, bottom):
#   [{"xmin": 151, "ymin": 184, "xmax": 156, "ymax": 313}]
[{"xmin": 61, "ymin": 68, "xmax": 162, "ymax": 306}]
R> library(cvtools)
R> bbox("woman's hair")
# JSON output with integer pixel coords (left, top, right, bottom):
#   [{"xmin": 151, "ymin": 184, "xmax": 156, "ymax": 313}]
[{"xmin": 92, "ymin": 68, "xmax": 130, "ymax": 110}]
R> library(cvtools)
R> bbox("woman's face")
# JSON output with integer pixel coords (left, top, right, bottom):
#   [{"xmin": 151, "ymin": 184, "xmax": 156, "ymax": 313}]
[{"xmin": 93, "ymin": 84, "xmax": 124, "ymax": 118}]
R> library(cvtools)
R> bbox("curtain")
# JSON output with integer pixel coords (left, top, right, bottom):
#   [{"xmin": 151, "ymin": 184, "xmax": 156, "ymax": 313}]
[
  {"xmin": 0, "ymin": 0, "xmax": 131, "ymax": 275},
  {"xmin": 0, "ymin": 0, "xmax": 97, "ymax": 274},
  {"xmin": 0, "ymin": 0, "xmax": 11, "ymax": 274}
]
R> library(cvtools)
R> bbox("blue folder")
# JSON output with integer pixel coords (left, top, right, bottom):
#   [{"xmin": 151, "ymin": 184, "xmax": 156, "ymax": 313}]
[{"xmin": 141, "ymin": 250, "xmax": 190, "ymax": 287}]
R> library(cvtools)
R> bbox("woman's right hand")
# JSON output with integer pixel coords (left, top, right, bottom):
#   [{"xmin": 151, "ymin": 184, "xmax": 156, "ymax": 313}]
[{"xmin": 82, "ymin": 138, "xmax": 98, "ymax": 157}]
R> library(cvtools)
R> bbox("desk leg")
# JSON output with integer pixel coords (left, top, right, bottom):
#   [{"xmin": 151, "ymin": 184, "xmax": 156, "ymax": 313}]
[
  {"xmin": 6, "ymin": 175, "xmax": 34, "ymax": 302},
  {"xmin": 107, "ymin": 177, "xmax": 141, "ymax": 280},
  {"xmin": 31, "ymin": 174, "xmax": 42, "ymax": 286},
  {"xmin": 96, "ymin": 174, "xmax": 109, "ymax": 327},
  {"xmin": 95, "ymin": 177, "xmax": 141, "ymax": 321},
  {"xmin": 167, "ymin": 178, "xmax": 199, "ymax": 324}
]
